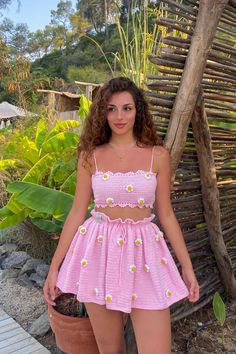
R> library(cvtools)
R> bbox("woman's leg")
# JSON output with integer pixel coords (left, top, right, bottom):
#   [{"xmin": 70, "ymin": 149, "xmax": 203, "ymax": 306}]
[
  {"xmin": 130, "ymin": 308, "xmax": 171, "ymax": 354},
  {"xmin": 84, "ymin": 302, "xmax": 126, "ymax": 354}
]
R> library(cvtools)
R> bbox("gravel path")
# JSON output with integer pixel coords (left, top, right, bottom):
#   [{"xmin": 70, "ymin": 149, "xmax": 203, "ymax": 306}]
[{"xmin": 0, "ymin": 277, "xmax": 55, "ymax": 352}]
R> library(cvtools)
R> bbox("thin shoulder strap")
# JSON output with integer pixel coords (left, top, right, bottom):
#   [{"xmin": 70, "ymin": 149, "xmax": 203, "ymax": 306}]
[
  {"xmin": 150, "ymin": 146, "xmax": 155, "ymax": 172},
  {"xmin": 93, "ymin": 150, "xmax": 98, "ymax": 172}
]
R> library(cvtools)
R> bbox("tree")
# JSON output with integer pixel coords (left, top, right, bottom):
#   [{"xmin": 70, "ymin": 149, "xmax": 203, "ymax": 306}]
[
  {"xmin": 50, "ymin": 0, "xmax": 74, "ymax": 48},
  {"xmin": 0, "ymin": 18, "xmax": 30, "ymax": 56}
]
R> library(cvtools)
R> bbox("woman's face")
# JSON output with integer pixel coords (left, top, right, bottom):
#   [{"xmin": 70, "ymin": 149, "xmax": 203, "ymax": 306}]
[{"xmin": 106, "ymin": 91, "xmax": 136, "ymax": 136}]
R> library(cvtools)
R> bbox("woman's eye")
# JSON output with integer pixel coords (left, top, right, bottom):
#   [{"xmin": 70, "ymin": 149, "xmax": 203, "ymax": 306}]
[
  {"xmin": 124, "ymin": 106, "xmax": 131, "ymax": 111},
  {"xmin": 107, "ymin": 107, "xmax": 115, "ymax": 112}
]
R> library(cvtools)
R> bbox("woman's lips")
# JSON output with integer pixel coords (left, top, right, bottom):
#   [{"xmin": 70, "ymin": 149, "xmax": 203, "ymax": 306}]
[{"xmin": 114, "ymin": 123, "xmax": 126, "ymax": 129}]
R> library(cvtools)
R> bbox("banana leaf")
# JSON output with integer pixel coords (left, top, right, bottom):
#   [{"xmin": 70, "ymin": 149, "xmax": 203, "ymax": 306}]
[
  {"xmin": 35, "ymin": 119, "xmax": 48, "ymax": 150},
  {"xmin": 7, "ymin": 181, "xmax": 73, "ymax": 221},
  {"xmin": 0, "ymin": 207, "xmax": 14, "ymax": 217},
  {"xmin": 45, "ymin": 120, "xmax": 80, "ymax": 142},
  {"xmin": 31, "ymin": 218, "xmax": 63, "ymax": 233},
  {"xmin": 0, "ymin": 209, "xmax": 30, "ymax": 229},
  {"xmin": 41, "ymin": 132, "xmax": 79, "ymax": 154}
]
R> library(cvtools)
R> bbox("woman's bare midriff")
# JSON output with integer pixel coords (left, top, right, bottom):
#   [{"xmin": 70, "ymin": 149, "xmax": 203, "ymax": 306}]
[{"xmin": 95, "ymin": 205, "xmax": 153, "ymax": 221}]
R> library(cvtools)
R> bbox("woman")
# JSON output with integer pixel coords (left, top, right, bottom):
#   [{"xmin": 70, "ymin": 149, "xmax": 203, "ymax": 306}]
[{"xmin": 44, "ymin": 77, "xmax": 199, "ymax": 354}]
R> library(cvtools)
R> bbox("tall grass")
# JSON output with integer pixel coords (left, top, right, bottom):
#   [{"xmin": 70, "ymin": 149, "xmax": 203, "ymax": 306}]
[{"xmin": 113, "ymin": 2, "xmax": 163, "ymax": 87}]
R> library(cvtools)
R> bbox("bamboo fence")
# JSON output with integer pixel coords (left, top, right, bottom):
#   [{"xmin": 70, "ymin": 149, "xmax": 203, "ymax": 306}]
[{"xmin": 145, "ymin": 0, "xmax": 236, "ymax": 321}]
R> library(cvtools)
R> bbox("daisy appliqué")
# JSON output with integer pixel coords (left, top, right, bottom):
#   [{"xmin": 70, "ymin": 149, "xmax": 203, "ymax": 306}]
[
  {"xmin": 103, "ymin": 173, "xmax": 109, "ymax": 181},
  {"xmin": 117, "ymin": 237, "xmax": 124, "ymax": 246},
  {"xmin": 161, "ymin": 257, "xmax": 168, "ymax": 265},
  {"xmin": 143, "ymin": 264, "xmax": 150, "ymax": 272},
  {"xmin": 93, "ymin": 288, "xmax": 99, "ymax": 296},
  {"xmin": 145, "ymin": 172, "xmax": 151, "ymax": 179},
  {"xmin": 129, "ymin": 264, "xmax": 137, "ymax": 273},
  {"xmin": 126, "ymin": 184, "xmax": 134, "ymax": 192},
  {"xmin": 131, "ymin": 293, "xmax": 138, "ymax": 301},
  {"xmin": 106, "ymin": 197, "xmax": 114, "ymax": 205},
  {"xmin": 135, "ymin": 238, "xmax": 142, "ymax": 246},
  {"xmin": 97, "ymin": 235, "xmax": 103, "ymax": 242},
  {"xmin": 79, "ymin": 225, "xmax": 87, "ymax": 235},
  {"xmin": 81, "ymin": 258, "xmax": 88, "ymax": 267},
  {"xmin": 105, "ymin": 294, "xmax": 112, "ymax": 302},
  {"xmin": 155, "ymin": 231, "xmax": 164, "ymax": 241},
  {"xmin": 138, "ymin": 197, "xmax": 145, "ymax": 206},
  {"xmin": 166, "ymin": 289, "xmax": 172, "ymax": 298}
]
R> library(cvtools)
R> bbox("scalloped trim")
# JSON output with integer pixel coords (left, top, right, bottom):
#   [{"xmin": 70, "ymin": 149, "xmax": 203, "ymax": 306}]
[
  {"xmin": 94, "ymin": 203, "xmax": 154, "ymax": 208},
  {"xmin": 92, "ymin": 170, "xmax": 157, "ymax": 177},
  {"xmin": 91, "ymin": 209, "xmax": 155, "ymax": 224}
]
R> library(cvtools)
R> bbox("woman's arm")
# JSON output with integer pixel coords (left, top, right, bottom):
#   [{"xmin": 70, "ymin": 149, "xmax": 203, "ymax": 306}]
[
  {"xmin": 44, "ymin": 152, "xmax": 93, "ymax": 304},
  {"xmin": 155, "ymin": 146, "xmax": 199, "ymax": 302}
]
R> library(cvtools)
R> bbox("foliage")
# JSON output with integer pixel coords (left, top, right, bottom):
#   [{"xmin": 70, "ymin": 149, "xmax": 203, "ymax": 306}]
[
  {"xmin": 0, "ymin": 95, "xmax": 91, "ymax": 232},
  {"xmin": 67, "ymin": 65, "xmax": 110, "ymax": 84},
  {"xmin": 212, "ymin": 292, "xmax": 226, "ymax": 343}
]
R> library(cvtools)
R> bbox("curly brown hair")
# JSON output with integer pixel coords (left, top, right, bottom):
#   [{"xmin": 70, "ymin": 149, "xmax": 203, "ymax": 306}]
[{"xmin": 78, "ymin": 77, "xmax": 162, "ymax": 164}]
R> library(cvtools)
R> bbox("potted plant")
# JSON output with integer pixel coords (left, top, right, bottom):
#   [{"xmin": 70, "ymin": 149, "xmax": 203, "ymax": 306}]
[{"xmin": 48, "ymin": 292, "xmax": 100, "ymax": 354}]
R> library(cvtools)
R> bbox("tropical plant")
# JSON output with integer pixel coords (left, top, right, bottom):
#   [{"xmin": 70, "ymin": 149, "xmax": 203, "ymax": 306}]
[
  {"xmin": 0, "ymin": 95, "xmax": 92, "ymax": 233},
  {"xmin": 212, "ymin": 292, "xmax": 226, "ymax": 344}
]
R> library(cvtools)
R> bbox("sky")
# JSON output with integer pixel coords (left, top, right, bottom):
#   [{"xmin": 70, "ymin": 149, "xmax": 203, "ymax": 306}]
[{"xmin": 2, "ymin": 0, "xmax": 77, "ymax": 32}]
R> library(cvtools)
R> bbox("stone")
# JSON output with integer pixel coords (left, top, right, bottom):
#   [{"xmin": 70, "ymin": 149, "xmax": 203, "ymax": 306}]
[
  {"xmin": 19, "ymin": 258, "xmax": 45, "ymax": 276},
  {"xmin": 28, "ymin": 310, "xmax": 51, "ymax": 337},
  {"xmin": 0, "ymin": 269, "xmax": 19, "ymax": 280},
  {"xmin": 36, "ymin": 263, "xmax": 49, "ymax": 279},
  {"xmin": 17, "ymin": 273, "xmax": 33, "ymax": 288},
  {"xmin": 1, "ymin": 251, "xmax": 30, "ymax": 269},
  {"xmin": 0, "ymin": 243, "xmax": 18, "ymax": 256},
  {"xmin": 29, "ymin": 273, "xmax": 45, "ymax": 287}
]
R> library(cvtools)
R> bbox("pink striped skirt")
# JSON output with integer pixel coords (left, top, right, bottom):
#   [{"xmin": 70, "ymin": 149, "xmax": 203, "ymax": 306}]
[{"xmin": 56, "ymin": 210, "xmax": 189, "ymax": 313}]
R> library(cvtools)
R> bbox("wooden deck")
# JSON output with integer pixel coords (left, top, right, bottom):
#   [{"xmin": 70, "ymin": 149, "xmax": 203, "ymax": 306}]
[{"xmin": 0, "ymin": 309, "xmax": 51, "ymax": 353}]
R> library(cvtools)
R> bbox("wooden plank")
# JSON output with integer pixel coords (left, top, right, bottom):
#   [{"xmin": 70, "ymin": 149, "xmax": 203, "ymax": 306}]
[
  {"xmin": 1, "ymin": 337, "xmax": 39, "ymax": 353},
  {"xmin": 0, "ymin": 322, "xmax": 19, "ymax": 334},
  {"xmin": 0, "ymin": 314, "xmax": 11, "ymax": 322},
  {"xmin": 0, "ymin": 309, "xmax": 50, "ymax": 353},
  {"xmin": 0, "ymin": 327, "xmax": 23, "ymax": 341},
  {"xmin": 11, "ymin": 342, "xmax": 50, "ymax": 354},
  {"xmin": 0, "ymin": 332, "xmax": 32, "ymax": 348}
]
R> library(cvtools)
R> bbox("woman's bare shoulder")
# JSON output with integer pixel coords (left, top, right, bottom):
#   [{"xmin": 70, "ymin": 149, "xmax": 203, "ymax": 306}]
[{"xmin": 153, "ymin": 145, "xmax": 170, "ymax": 171}]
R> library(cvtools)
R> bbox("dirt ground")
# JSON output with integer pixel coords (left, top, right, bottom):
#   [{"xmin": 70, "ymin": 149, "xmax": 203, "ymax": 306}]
[
  {"xmin": 36, "ymin": 299, "xmax": 236, "ymax": 354},
  {"xmin": 0, "ymin": 273, "xmax": 235, "ymax": 353}
]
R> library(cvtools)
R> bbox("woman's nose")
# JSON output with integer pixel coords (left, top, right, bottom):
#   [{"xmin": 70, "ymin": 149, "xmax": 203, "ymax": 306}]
[{"xmin": 116, "ymin": 109, "xmax": 123, "ymax": 120}]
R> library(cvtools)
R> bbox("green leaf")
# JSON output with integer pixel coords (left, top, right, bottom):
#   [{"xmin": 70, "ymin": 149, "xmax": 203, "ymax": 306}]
[
  {"xmin": 31, "ymin": 218, "xmax": 63, "ymax": 233},
  {"xmin": 60, "ymin": 171, "xmax": 77, "ymax": 195},
  {"xmin": 213, "ymin": 292, "xmax": 226, "ymax": 326},
  {"xmin": 35, "ymin": 119, "xmax": 48, "ymax": 150},
  {"xmin": 0, "ymin": 209, "xmax": 29, "ymax": 229},
  {"xmin": 0, "ymin": 159, "xmax": 16, "ymax": 170},
  {"xmin": 21, "ymin": 136, "xmax": 39, "ymax": 165},
  {"xmin": 23, "ymin": 153, "xmax": 57, "ymax": 183},
  {"xmin": 7, "ymin": 181, "xmax": 73, "ymax": 221},
  {"xmin": 78, "ymin": 95, "xmax": 92, "ymax": 120},
  {"xmin": 0, "ymin": 207, "xmax": 14, "ymax": 217},
  {"xmin": 45, "ymin": 120, "xmax": 80, "ymax": 142},
  {"xmin": 41, "ymin": 131, "xmax": 79, "ymax": 153}
]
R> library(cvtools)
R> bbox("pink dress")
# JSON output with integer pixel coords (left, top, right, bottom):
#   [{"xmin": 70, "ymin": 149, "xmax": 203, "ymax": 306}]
[{"xmin": 56, "ymin": 147, "xmax": 189, "ymax": 313}]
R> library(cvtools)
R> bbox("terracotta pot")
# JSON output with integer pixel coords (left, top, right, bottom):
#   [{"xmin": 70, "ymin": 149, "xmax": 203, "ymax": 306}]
[{"xmin": 48, "ymin": 302, "xmax": 99, "ymax": 354}]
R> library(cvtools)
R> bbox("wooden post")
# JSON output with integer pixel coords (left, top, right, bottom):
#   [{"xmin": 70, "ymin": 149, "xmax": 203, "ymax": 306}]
[
  {"xmin": 191, "ymin": 90, "xmax": 236, "ymax": 297},
  {"xmin": 165, "ymin": 0, "xmax": 229, "ymax": 178}
]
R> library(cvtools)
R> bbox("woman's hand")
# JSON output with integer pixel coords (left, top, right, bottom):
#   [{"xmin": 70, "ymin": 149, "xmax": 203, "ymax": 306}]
[
  {"xmin": 43, "ymin": 268, "xmax": 59, "ymax": 306},
  {"xmin": 182, "ymin": 267, "xmax": 200, "ymax": 303}
]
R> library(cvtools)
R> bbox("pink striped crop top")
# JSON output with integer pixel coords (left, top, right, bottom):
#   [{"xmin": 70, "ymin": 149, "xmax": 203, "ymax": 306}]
[{"xmin": 92, "ymin": 147, "xmax": 157, "ymax": 209}]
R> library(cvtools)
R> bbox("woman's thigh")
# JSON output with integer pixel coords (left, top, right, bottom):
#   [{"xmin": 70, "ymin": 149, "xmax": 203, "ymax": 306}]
[
  {"xmin": 130, "ymin": 307, "xmax": 171, "ymax": 354},
  {"xmin": 84, "ymin": 302, "xmax": 126, "ymax": 354}
]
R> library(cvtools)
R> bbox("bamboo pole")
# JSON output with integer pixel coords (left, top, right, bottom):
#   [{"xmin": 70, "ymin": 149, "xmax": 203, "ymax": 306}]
[
  {"xmin": 191, "ymin": 91, "xmax": 236, "ymax": 297},
  {"xmin": 164, "ymin": 0, "xmax": 229, "ymax": 178}
]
